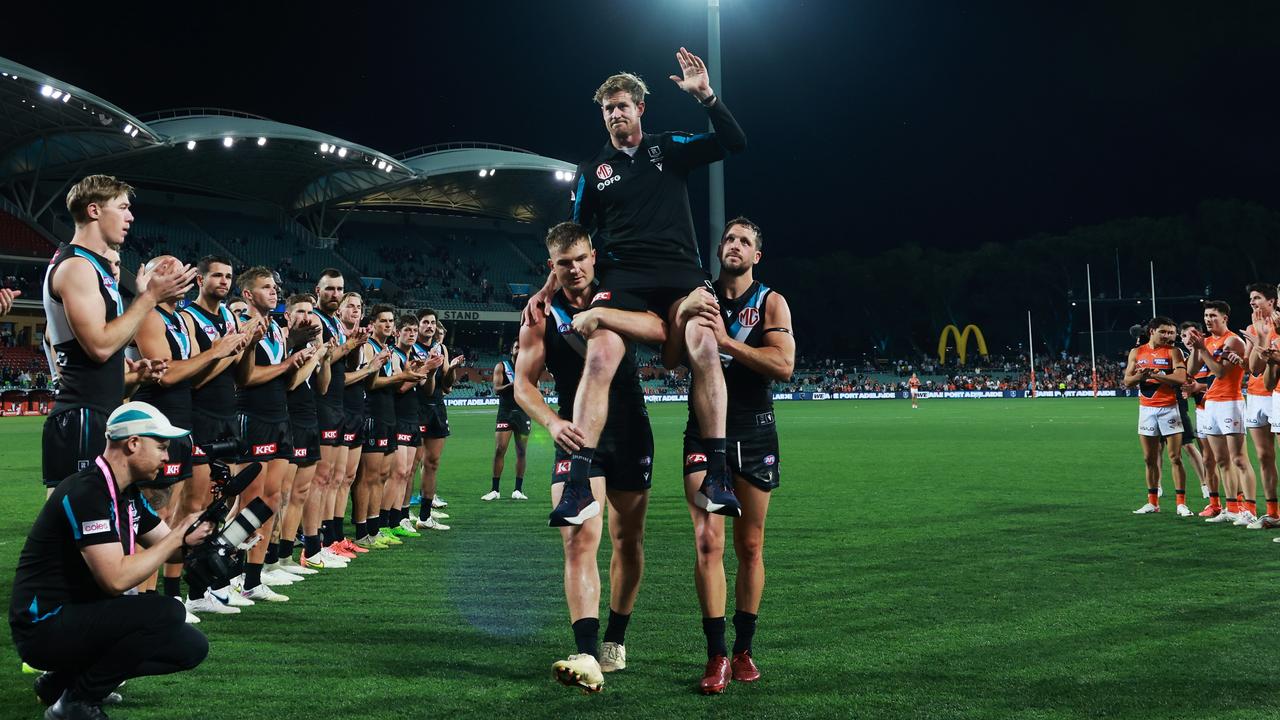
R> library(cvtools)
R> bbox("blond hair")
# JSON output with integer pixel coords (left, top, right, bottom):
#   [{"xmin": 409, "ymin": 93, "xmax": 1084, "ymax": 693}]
[
  {"xmin": 65, "ymin": 175, "xmax": 135, "ymax": 225},
  {"xmin": 593, "ymin": 73, "xmax": 648, "ymax": 106}
]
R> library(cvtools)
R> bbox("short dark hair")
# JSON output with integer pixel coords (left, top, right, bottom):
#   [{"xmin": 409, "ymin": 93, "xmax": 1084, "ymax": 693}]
[
  {"xmin": 1178, "ymin": 320, "xmax": 1201, "ymax": 332},
  {"xmin": 286, "ymin": 293, "xmax": 316, "ymax": 309},
  {"xmin": 1204, "ymin": 300, "xmax": 1231, "ymax": 317},
  {"xmin": 398, "ymin": 314, "xmax": 418, "ymax": 329},
  {"xmin": 721, "ymin": 216, "xmax": 764, "ymax": 251},
  {"xmin": 370, "ymin": 304, "xmax": 395, "ymax": 321},
  {"xmin": 1148, "ymin": 315, "xmax": 1175, "ymax": 332},
  {"xmin": 1246, "ymin": 282, "xmax": 1278, "ymax": 302},
  {"xmin": 418, "ymin": 307, "xmax": 438, "ymax": 321},
  {"xmin": 545, "ymin": 221, "xmax": 591, "ymax": 254},
  {"xmin": 197, "ymin": 255, "xmax": 233, "ymax": 275}
]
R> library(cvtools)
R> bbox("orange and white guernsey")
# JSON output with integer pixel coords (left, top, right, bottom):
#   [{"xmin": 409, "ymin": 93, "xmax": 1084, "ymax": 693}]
[
  {"xmin": 1243, "ymin": 326, "xmax": 1273, "ymax": 399},
  {"xmin": 1135, "ymin": 344, "xmax": 1178, "ymax": 408},
  {"xmin": 1203, "ymin": 331, "xmax": 1244, "ymax": 402}
]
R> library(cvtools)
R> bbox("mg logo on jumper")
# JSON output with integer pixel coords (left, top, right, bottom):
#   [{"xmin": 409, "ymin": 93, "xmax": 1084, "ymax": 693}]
[
  {"xmin": 738, "ymin": 307, "xmax": 760, "ymax": 328},
  {"xmin": 596, "ymin": 163, "xmax": 613, "ymax": 180}
]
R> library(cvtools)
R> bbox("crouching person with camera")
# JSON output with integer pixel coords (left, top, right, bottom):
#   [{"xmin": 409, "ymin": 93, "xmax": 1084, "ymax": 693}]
[{"xmin": 9, "ymin": 401, "xmax": 214, "ymax": 720}]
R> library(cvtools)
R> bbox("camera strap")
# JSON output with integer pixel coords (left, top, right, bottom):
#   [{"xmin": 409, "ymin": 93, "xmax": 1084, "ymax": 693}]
[{"xmin": 95, "ymin": 455, "xmax": 134, "ymax": 555}]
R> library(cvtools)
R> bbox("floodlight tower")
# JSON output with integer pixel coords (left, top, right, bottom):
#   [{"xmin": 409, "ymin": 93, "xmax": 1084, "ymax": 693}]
[{"xmin": 707, "ymin": 0, "xmax": 724, "ymax": 277}]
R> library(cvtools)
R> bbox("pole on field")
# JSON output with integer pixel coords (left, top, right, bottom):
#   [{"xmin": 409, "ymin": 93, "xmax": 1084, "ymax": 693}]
[
  {"xmin": 1087, "ymin": 264, "xmax": 1098, "ymax": 397},
  {"xmin": 1027, "ymin": 310, "xmax": 1036, "ymax": 398},
  {"xmin": 1149, "ymin": 260, "xmax": 1157, "ymax": 318}
]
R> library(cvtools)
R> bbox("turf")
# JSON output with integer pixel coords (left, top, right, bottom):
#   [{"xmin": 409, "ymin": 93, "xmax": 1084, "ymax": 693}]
[{"xmin": 2, "ymin": 399, "xmax": 1280, "ymax": 719}]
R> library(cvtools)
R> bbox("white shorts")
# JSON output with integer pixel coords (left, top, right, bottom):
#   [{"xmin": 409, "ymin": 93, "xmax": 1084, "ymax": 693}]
[
  {"xmin": 1201, "ymin": 399, "xmax": 1245, "ymax": 436},
  {"xmin": 1246, "ymin": 393, "xmax": 1272, "ymax": 429},
  {"xmin": 1272, "ymin": 393, "xmax": 1280, "ymax": 433},
  {"xmin": 909, "ymin": 388, "xmax": 919, "ymax": 398},
  {"xmin": 1194, "ymin": 406, "xmax": 1208, "ymax": 439},
  {"xmin": 1139, "ymin": 405, "xmax": 1184, "ymax": 438}
]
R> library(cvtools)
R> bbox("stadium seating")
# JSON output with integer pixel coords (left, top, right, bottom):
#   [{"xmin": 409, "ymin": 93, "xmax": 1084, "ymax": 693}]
[{"xmin": 0, "ymin": 210, "xmax": 56, "ymax": 258}]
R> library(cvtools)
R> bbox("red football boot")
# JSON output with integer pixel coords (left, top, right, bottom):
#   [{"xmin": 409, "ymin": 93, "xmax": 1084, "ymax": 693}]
[
  {"xmin": 731, "ymin": 651, "xmax": 760, "ymax": 682},
  {"xmin": 700, "ymin": 655, "xmax": 731, "ymax": 695}
]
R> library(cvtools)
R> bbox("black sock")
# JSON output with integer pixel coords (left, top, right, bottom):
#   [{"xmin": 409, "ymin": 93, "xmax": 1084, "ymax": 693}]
[
  {"xmin": 604, "ymin": 608, "xmax": 631, "ymax": 645},
  {"xmin": 321, "ymin": 519, "xmax": 332, "ymax": 544},
  {"xmin": 188, "ymin": 579, "xmax": 208, "ymax": 602},
  {"xmin": 379, "ymin": 509, "xmax": 390, "ymax": 528},
  {"xmin": 334, "ymin": 517, "xmax": 345, "ymax": 541},
  {"xmin": 245, "ymin": 563, "xmax": 263, "ymax": 590},
  {"xmin": 704, "ymin": 438, "xmax": 728, "ymax": 482},
  {"xmin": 304, "ymin": 534, "xmax": 322, "ymax": 558},
  {"xmin": 278, "ymin": 539, "xmax": 295, "ymax": 562},
  {"xmin": 732, "ymin": 610, "xmax": 758, "ymax": 654},
  {"xmin": 264, "ymin": 544, "xmax": 279, "ymax": 565},
  {"xmin": 368, "ymin": 515, "xmax": 381, "ymax": 534},
  {"xmin": 419, "ymin": 495, "xmax": 432, "ymax": 517},
  {"xmin": 568, "ymin": 447, "xmax": 596, "ymax": 487},
  {"xmin": 572, "ymin": 617, "xmax": 600, "ymax": 658},
  {"xmin": 162, "ymin": 576, "xmax": 182, "ymax": 598},
  {"xmin": 492, "ymin": 476, "xmax": 501, "ymax": 492},
  {"xmin": 355, "ymin": 521, "xmax": 368, "ymax": 539},
  {"xmin": 703, "ymin": 616, "xmax": 727, "ymax": 659},
  {"xmin": 515, "ymin": 476, "xmax": 524, "ymax": 492}
]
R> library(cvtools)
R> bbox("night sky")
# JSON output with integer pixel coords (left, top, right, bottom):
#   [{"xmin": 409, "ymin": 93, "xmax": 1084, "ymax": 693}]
[{"xmin": 5, "ymin": 0, "xmax": 1278, "ymax": 267}]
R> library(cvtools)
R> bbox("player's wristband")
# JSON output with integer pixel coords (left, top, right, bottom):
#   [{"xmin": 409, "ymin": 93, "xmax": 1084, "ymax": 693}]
[
  {"xmin": 700, "ymin": 94, "xmax": 718, "ymax": 107},
  {"xmin": 763, "ymin": 327, "xmax": 791, "ymax": 335}
]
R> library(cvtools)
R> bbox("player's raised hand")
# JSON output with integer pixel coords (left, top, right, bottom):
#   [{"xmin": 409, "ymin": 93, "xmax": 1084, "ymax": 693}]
[
  {"xmin": 139, "ymin": 259, "xmax": 197, "ymax": 305},
  {"xmin": 523, "ymin": 288, "xmax": 553, "ymax": 327},
  {"xmin": 448, "ymin": 354, "xmax": 466, "ymax": 370},
  {"xmin": 669, "ymin": 47, "xmax": 713, "ymax": 101},
  {"xmin": 1185, "ymin": 328, "xmax": 1206, "ymax": 349}
]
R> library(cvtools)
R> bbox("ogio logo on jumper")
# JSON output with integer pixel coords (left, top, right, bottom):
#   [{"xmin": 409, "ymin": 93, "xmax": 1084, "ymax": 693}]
[
  {"xmin": 686, "ymin": 453, "xmax": 707, "ymax": 466},
  {"xmin": 252, "ymin": 443, "xmax": 277, "ymax": 456},
  {"xmin": 163, "ymin": 463, "xmax": 182, "ymax": 477},
  {"xmin": 82, "ymin": 519, "xmax": 111, "ymax": 535},
  {"xmin": 321, "ymin": 430, "xmax": 338, "ymax": 440},
  {"xmin": 596, "ymin": 163, "xmax": 613, "ymax": 180},
  {"xmin": 592, "ymin": 291, "xmax": 612, "ymax": 303},
  {"xmin": 738, "ymin": 307, "xmax": 760, "ymax": 328},
  {"xmin": 555, "ymin": 460, "xmax": 571, "ymax": 475},
  {"xmin": 293, "ymin": 448, "xmax": 307, "ymax": 458}
]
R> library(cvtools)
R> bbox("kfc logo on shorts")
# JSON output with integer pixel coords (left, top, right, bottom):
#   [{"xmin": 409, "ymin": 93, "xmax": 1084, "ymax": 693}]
[
  {"xmin": 555, "ymin": 460, "xmax": 572, "ymax": 475},
  {"xmin": 163, "ymin": 463, "xmax": 182, "ymax": 477},
  {"xmin": 343, "ymin": 433, "xmax": 356, "ymax": 443},
  {"xmin": 763, "ymin": 454, "xmax": 777, "ymax": 466},
  {"xmin": 293, "ymin": 448, "xmax": 307, "ymax": 458},
  {"xmin": 686, "ymin": 453, "xmax": 707, "ymax": 466},
  {"xmin": 321, "ymin": 430, "xmax": 338, "ymax": 441},
  {"xmin": 496, "ymin": 422, "xmax": 510, "ymax": 430},
  {"xmin": 252, "ymin": 443, "xmax": 277, "ymax": 457},
  {"xmin": 81, "ymin": 519, "xmax": 111, "ymax": 535},
  {"xmin": 397, "ymin": 433, "xmax": 413, "ymax": 443},
  {"xmin": 419, "ymin": 425, "xmax": 428, "ymax": 434},
  {"xmin": 377, "ymin": 438, "xmax": 389, "ymax": 447},
  {"xmin": 596, "ymin": 163, "xmax": 613, "ymax": 180},
  {"xmin": 592, "ymin": 291, "xmax": 612, "ymax": 303},
  {"xmin": 738, "ymin": 307, "xmax": 760, "ymax": 328}
]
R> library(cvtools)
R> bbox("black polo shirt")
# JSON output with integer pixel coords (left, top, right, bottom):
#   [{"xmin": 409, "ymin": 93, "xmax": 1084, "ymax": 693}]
[
  {"xmin": 10, "ymin": 459, "xmax": 161, "ymax": 628},
  {"xmin": 571, "ymin": 98, "xmax": 746, "ymax": 277}
]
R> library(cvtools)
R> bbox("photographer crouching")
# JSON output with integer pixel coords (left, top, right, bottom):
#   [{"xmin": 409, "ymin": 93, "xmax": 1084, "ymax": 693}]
[{"xmin": 9, "ymin": 401, "xmax": 214, "ymax": 720}]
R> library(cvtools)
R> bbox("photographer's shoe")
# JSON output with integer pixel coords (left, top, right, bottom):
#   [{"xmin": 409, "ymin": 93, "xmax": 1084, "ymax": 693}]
[
  {"xmin": 187, "ymin": 589, "xmax": 240, "ymax": 615},
  {"xmin": 44, "ymin": 693, "xmax": 109, "ymax": 720},
  {"xmin": 241, "ymin": 584, "xmax": 289, "ymax": 602},
  {"xmin": 212, "ymin": 585, "xmax": 253, "ymax": 607}
]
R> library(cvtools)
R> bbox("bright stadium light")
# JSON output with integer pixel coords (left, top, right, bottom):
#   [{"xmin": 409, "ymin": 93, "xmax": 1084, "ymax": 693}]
[
  {"xmin": 337, "ymin": 147, "xmax": 348, "ymax": 157},
  {"xmin": 377, "ymin": 160, "xmax": 387, "ymax": 170},
  {"xmin": 384, "ymin": 165, "xmax": 392, "ymax": 173},
  {"xmin": 554, "ymin": 170, "xmax": 564, "ymax": 181},
  {"xmin": 257, "ymin": 137, "xmax": 267, "ymax": 146},
  {"xmin": 320, "ymin": 143, "xmax": 330, "ymax": 152},
  {"xmin": 61, "ymin": 93, "xmax": 71, "ymax": 103},
  {"xmin": 186, "ymin": 140, "xmax": 196, "ymax": 150},
  {"xmin": 223, "ymin": 137, "xmax": 234, "ymax": 147},
  {"xmin": 489, "ymin": 168, "xmax": 496, "ymax": 176},
  {"xmin": 50, "ymin": 90, "xmax": 62, "ymax": 100},
  {"xmin": 40, "ymin": 85, "xmax": 53, "ymax": 97},
  {"xmin": 479, "ymin": 169, "xmax": 488, "ymax": 178},
  {"xmin": 122, "ymin": 123, "xmax": 133, "ymax": 134}
]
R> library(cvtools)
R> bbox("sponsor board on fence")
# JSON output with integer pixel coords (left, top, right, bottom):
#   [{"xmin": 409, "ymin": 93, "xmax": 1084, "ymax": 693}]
[{"xmin": 441, "ymin": 389, "xmax": 1135, "ymax": 406}]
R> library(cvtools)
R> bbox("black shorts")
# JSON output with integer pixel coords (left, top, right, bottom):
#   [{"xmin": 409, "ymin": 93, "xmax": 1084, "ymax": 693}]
[
  {"xmin": 496, "ymin": 405, "xmax": 531, "ymax": 435},
  {"xmin": 421, "ymin": 403, "xmax": 450, "ymax": 439},
  {"xmin": 318, "ymin": 403, "xmax": 343, "ymax": 447},
  {"xmin": 151, "ymin": 435, "xmax": 194, "ymax": 486},
  {"xmin": 286, "ymin": 423, "xmax": 321, "ymax": 467},
  {"xmin": 551, "ymin": 408, "xmax": 653, "ymax": 492},
  {"xmin": 394, "ymin": 420, "xmax": 420, "ymax": 448},
  {"xmin": 42, "ymin": 407, "xmax": 108, "ymax": 488},
  {"xmin": 236, "ymin": 415, "xmax": 292, "ymax": 463},
  {"xmin": 190, "ymin": 413, "xmax": 241, "ymax": 467},
  {"xmin": 590, "ymin": 266, "xmax": 710, "ymax": 319},
  {"xmin": 684, "ymin": 411, "xmax": 780, "ymax": 492},
  {"xmin": 363, "ymin": 416, "xmax": 395, "ymax": 455},
  {"xmin": 342, "ymin": 411, "xmax": 365, "ymax": 449}
]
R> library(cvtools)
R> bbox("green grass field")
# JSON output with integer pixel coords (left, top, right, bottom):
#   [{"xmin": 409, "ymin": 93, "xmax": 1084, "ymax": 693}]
[{"xmin": 3, "ymin": 399, "xmax": 1280, "ymax": 719}]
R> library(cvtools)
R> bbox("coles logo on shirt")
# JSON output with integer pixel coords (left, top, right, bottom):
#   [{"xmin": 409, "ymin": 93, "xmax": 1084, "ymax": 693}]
[
  {"xmin": 82, "ymin": 519, "xmax": 111, "ymax": 535},
  {"xmin": 555, "ymin": 460, "xmax": 572, "ymax": 475},
  {"xmin": 596, "ymin": 163, "xmax": 613, "ymax": 180}
]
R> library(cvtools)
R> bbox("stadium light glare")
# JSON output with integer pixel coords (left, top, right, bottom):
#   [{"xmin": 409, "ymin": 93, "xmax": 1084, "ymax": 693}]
[
  {"xmin": 257, "ymin": 137, "xmax": 267, "ymax": 146},
  {"xmin": 223, "ymin": 137, "xmax": 234, "ymax": 147},
  {"xmin": 479, "ymin": 169, "xmax": 488, "ymax": 178},
  {"xmin": 337, "ymin": 147, "xmax": 348, "ymax": 158},
  {"xmin": 40, "ymin": 85, "xmax": 53, "ymax": 97},
  {"xmin": 50, "ymin": 90, "xmax": 62, "ymax": 100},
  {"xmin": 377, "ymin": 160, "xmax": 387, "ymax": 170},
  {"xmin": 122, "ymin": 124, "xmax": 133, "ymax": 134},
  {"xmin": 320, "ymin": 143, "xmax": 330, "ymax": 152},
  {"xmin": 554, "ymin": 171, "xmax": 564, "ymax": 181},
  {"xmin": 384, "ymin": 165, "xmax": 392, "ymax": 173},
  {"xmin": 130, "ymin": 129, "xmax": 139, "ymax": 138},
  {"xmin": 186, "ymin": 140, "xmax": 196, "ymax": 150},
  {"xmin": 61, "ymin": 93, "xmax": 71, "ymax": 103}
]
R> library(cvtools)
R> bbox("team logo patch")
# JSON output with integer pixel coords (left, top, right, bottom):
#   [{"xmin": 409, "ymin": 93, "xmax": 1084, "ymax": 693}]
[
  {"xmin": 592, "ymin": 291, "xmax": 612, "ymax": 303},
  {"xmin": 419, "ymin": 425, "xmax": 428, "ymax": 434},
  {"xmin": 82, "ymin": 519, "xmax": 111, "ymax": 535},
  {"xmin": 252, "ymin": 443, "xmax": 277, "ymax": 456},
  {"xmin": 648, "ymin": 146, "xmax": 662, "ymax": 158},
  {"xmin": 294, "ymin": 448, "xmax": 307, "ymax": 458},
  {"xmin": 558, "ymin": 323, "xmax": 573, "ymax": 334},
  {"xmin": 192, "ymin": 445, "xmax": 207, "ymax": 457},
  {"xmin": 321, "ymin": 430, "xmax": 338, "ymax": 440},
  {"xmin": 596, "ymin": 163, "xmax": 613, "ymax": 180},
  {"xmin": 77, "ymin": 459, "xmax": 91, "ymax": 471},
  {"xmin": 163, "ymin": 463, "xmax": 182, "ymax": 477},
  {"xmin": 397, "ymin": 433, "xmax": 413, "ymax": 443},
  {"xmin": 686, "ymin": 453, "xmax": 707, "ymax": 466},
  {"xmin": 496, "ymin": 422, "xmax": 510, "ymax": 430},
  {"xmin": 555, "ymin": 460, "xmax": 572, "ymax": 475},
  {"xmin": 764, "ymin": 454, "xmax": 777, "ymax": 466},
  {"xmin": 343, "ymin": 433, "xmax": 357, "ymax": 443},
  {"xmin": 738, "ymin": 307, "xmax": 760, "ymax": 328},
  {"xmin": 640, "ymin": 455, "xmax": 652, "ymax": 466}
]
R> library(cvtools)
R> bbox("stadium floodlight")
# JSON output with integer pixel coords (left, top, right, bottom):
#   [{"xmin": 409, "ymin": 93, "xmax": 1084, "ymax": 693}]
[
  {"xmin": 377, "ymin": 160, "xmax": 387, "ymax": 170},
  {"xmin": 479, "ymin": 169, "xmax": 488, "ymax": 178},
  {"xmin": 122, "ymin": 123, "xmax": 133, "ymax": 135},
  {"xmin": 257, "ymin": 137, "xmax": 267, "ymax": 146},
  {"xmin": 384, "ymin": 164, "xmax": 392, "ymax": 173},
  {"xmin": 61, "ymin": 93, "xmax": 71, "ymax": 103},
  {"xmin": 50, "ymin": 90, "xmax": 62, "ymax": 100},
  {"xmin": 130, "ymin": 129, "xmax": 139, "ymax": 138},
  {"xmin": 186, "ymin": 140, "xmax": 196, "ymax": 150},
  {"xmin": 320, "ymin": 142, "xmax": 330, "ymax": 152},
  {"xmin": 223, "ymin": 137, "xmax": 234, "ymax": 147},
  {"xmin": 337, "ymin": 147, "xmax": 348, "ymax": 157},
  {"xmin": 489, "ymin": 168, "xmax": 496, "ymax": 176},
  {"xmin": 40, "ymin": 85, "xmax": 53, "ymax": 97},
  {"xmin": 554, "ymin": 171, "xmax": 564, "ymax": 181}
]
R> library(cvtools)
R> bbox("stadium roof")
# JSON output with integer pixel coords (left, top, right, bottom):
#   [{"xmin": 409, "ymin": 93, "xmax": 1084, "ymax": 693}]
[{"xmin": 0, "ymin": 55, "xmax": 575, "ymax": 227}]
